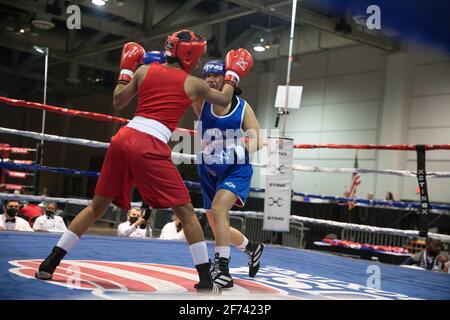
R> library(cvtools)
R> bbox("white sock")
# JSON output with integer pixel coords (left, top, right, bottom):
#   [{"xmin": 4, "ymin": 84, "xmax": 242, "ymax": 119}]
[
  {"xmin": 215, "ymin": 246, "xmax": 230, "ymax": 259},
  {"xmin": 189, "ymin": 241, "xmax": 209, "ymax": 265},
  {"xmin": 56, "ymin": 230, "xmax": 80, "ymax": 253},
  {"xmin": 236, "ymin": 237, "xmax": 249, "ymax": 252}
]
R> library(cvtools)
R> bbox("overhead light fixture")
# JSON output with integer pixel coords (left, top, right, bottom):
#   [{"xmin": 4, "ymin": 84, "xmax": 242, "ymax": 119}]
[
  {"xmin": 31, "ymin": 15, "xmax": 55, "ymax": 31},
  {"xmin": 15, "ymin": 26, "xmax": 30, "ymax": 35},
  {"xmin": 252, "ymin": 36, "xmax": 270, "ymax": 52},
  {"xmin": 253, "ymin": 45, "xmax": 266, "ymax": 52},
  {"xmin": 92, "ymin": 0, "xmax": 107, "ymax": 6},
  {"xmin": 33, "ymin": 45, "xmax": 48, "ymax": 55}
]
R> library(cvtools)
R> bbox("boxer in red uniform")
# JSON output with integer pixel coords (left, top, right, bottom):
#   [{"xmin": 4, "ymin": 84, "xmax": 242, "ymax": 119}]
[{"xmin": 35, "ymin": 30, "xmax": 253, "ymax": 294}]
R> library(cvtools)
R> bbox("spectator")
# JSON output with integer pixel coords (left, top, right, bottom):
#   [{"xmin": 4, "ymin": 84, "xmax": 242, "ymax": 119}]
[
  {"xmin": 437, "ymin": 251, "xmax": 450, "ymax": 273},
  {"xmin": 385, "ymin": 192, "xmax": 394, "ymax": 201},
  {"xmin": 0, "ymin": 199, "xmax": 33, "ymax": 232},
  {"xmin": 443, "ymin": 261, "xmax": 450, "ymax": 273},
  {"xmin": 402, "ymin": 238, "xmax": 445, "ymax": 271},
  {"xmin": 33, "ymin": 202, "xmax": 67, "ymax": 233},
  {"xmin": 159, "ymin": 214, "xmax": 185, "ymax": 240},
  {"xmin": 20, "ymin": 199, "xmax": 42, "ymax": 228},
  {"xmin": 367, "ymin": 192, "xmax": 374, "ymax": 200},
  {"xmin": 117, "ymin": 207, "xmax": 151, "ymax": 238}
]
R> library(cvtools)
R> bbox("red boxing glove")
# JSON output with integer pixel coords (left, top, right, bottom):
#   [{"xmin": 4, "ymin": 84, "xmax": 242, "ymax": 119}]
[
  {"xmin": 224, "ymin": 48, "xmax": 253, "ymax": 88},
  {"xmin": 118, "ymin": 42, "xmax": 145, "ymax": 85}
]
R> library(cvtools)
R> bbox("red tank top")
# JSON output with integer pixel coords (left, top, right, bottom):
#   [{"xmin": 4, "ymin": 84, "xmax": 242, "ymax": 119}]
[{"xmin": 136, "ymin": 63, "xmax": 192, "ymax": 132}]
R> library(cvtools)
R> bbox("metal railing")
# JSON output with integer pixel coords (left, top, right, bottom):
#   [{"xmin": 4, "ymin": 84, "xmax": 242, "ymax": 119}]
[{"xmin": 341, "ymin": 228, "xmax": 409, "ymax": 247}]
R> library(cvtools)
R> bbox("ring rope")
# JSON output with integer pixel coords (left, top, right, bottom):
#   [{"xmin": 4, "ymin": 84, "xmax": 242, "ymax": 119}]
[
  {"xmin": 192, "ymin": 208, "xmax": 450, "ymax": 242},
  {"xmin": 2, "ymin": 191, "xmax": 448, "ymax": 242},
  {"xmin": 0, "ymin": 127, "xmax": 110, "ymax": 149},
  {"xmin": 2, "ymin": 162, "xmax": 449, "ymax": 211},
  {"xmin": 2, "ymin": 96, "xmax": 449, "ymax": 150},
  {"xmin": 2, "ymin": 126, "xmax": 450, "ymax": 179},
  {"xmin": 0, "ymin": 146, "xmax": 36, "ymax": 154},
  {"xmin": 293, "ymin": 143, "xmax": 450, "ymax": 151},
  {"xmin": 292, "ymin": 164, "xmax": 450, "ymax": 178},
  {"xmin": 0, "ymin": 96, "xmax": 196, "ymax": 136},
  {"xmin": 0, "ymin": 96, "xmax": 127, "ymax": 124},
  {"xmin": 291, "ymin": 191, "xmax": 450, "ymax": 212},
  {"xmin": 183, "ymin": 180, "xmax": 450, "ymax": 211},
  {"xmin": 0, "ymin": 162, "xmax": 99, "ymax": 177},
  {"xmin": 0, "ymin": 192, "xmax": 142, "ymax": 208}
]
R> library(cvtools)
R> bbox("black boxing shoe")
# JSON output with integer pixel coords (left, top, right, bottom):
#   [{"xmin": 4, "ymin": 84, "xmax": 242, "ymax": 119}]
[
  {"xmin": 246, "ymin": 242, "xmax": 264, "ymax": 277},
  {"xmin": 194, "ymin": 262, "xmax": 222, "ymax": 295},
  {"xmin": 213, "ymin": 257, "xmax": 234, "ymax": 289},
  {"xmin": 35, "ymin": 246, "xmax": 67, "ymax": 280}
]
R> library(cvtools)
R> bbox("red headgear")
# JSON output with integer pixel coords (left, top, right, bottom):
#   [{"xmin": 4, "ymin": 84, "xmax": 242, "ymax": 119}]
[{"xmin": 164, "ymin": 30, "xmax": 207, "ymax": 74}]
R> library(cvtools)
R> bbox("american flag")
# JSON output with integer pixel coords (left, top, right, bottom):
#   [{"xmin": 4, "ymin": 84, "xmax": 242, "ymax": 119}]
[{"xmin": 348, "ymin": 151, "xmax": 361, "ymax": 198}]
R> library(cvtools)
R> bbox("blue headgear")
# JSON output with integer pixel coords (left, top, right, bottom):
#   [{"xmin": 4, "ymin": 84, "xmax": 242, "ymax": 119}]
[{"xmin": 202, "ymin": 60, "xmax": 226, "ymax": 77}]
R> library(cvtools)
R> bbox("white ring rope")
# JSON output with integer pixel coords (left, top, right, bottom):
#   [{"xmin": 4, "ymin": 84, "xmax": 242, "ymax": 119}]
[
  {"xmin": 2, "ymin": 192, "xmax": 448, "ymax": 242},
  {"xmin": 0, "ymin": 193, "xmax": 142, "ymax": 208},
  {"xmin": 194, "ymin": 208, "xmax": 450, "ymax": 243},
  {"xmin": 292, "ymin": 164, "xmax": 450, "ymax": 178},
  {"xmin": 0, "ymin": 127, "xmax": 109, "ymax": 149},
  {"xmin": 2, "ymin": 126, "xmax": 450, "ymax": 178}
]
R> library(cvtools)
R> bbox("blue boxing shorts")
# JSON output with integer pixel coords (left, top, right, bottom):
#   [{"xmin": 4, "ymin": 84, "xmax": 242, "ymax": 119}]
[{"xmin": 197, "ymin": 162, "xmax": 253, "ymax": 209}]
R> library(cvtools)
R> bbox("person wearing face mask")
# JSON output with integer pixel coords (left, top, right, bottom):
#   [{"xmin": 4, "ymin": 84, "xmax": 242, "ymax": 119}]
[
  {"xmin": 159, "ymin": 213, "xmax": 185, "ymax": 240},
  {"xmin": 33, "ymin": 202, "xmax": 67, "ymax": 233},
  {"xmin": 402, "ymin": 238, "xmax": 445, "ymax": 271},
  {"xmin": 0, "ymin": 199, "xmax": 34, "ymax": 232},
  {"xmin": 117, "ymin": 207, "xmax": 151, "ymax": 238}
]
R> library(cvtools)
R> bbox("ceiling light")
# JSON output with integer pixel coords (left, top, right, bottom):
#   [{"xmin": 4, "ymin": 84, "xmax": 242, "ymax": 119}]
[
  {"xmin": 253, "ymin": 45, "xmax": 266, "ymax": 52},
  {"xmin": 31, "ymin": 18, "xmax": 55, "ymax": 31},
  {"xmin": 33, "ymin": 45, "xmax": 48, "ymax": 55},
  {"xmin": 92, "ymin": 0, "xmax": 107, "ymax": 6}
]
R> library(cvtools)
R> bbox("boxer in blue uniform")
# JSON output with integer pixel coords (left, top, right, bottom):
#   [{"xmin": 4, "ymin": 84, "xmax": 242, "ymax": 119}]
[{"xmin": 192, "ymin": 60, "xmax": 265, "ymax": 288}]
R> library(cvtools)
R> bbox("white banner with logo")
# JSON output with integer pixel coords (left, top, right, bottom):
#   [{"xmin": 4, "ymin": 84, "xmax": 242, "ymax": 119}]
[{"xmin": 263, "ymin": 137, "xmax": 293, "ymax": 232}]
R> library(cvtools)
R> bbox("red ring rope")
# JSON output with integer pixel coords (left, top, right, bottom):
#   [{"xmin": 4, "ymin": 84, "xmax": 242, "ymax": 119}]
[
  {"xmin": 2, "ymin": 96, "xmax": 449, "ymax": 149},
  {"xmin": 293, "ymin": 144, "xmax": 450, "ymax": 151},
  {"xmin": 0, "ymin": 96, "xmax": 197, "ymax": 136},
  {"xmin": 0, "ymin": 146, "xmax": 35, "ymax": 154}
]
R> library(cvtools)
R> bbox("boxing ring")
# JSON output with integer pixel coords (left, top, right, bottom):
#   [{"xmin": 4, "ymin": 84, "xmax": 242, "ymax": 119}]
[{"xmin": 1, "ymin": 96, "xmax": 450, "ymax": 300}]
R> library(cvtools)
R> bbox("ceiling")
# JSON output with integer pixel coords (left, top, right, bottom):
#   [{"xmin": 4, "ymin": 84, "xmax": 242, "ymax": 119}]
[{"xmin": 2, "ymin": 0, "xmax": 443, "ymax": 99}]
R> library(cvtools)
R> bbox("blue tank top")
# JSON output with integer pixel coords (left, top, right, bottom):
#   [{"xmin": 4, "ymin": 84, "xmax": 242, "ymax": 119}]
[{"xmin": 199, "ymin": 96, "xmax": 249, "ymax": 165}]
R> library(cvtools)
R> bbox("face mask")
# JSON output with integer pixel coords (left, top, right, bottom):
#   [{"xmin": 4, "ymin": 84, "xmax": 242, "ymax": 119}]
[
  {"xmin": 129, "ymin": 217, "xmax": 139, "ymax": 224},
  {"xmin": 45, "ymin": 210, "xmax": 55, "ymax": 217},
  {"xmin": 6, "ymin": 208, "xmax": 18, "ymax": 217}
]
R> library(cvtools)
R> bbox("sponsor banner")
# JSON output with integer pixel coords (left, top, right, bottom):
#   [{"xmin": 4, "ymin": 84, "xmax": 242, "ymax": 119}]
[{"xmin": 263, "ymin": 137, "xmax": 293, "ymax": 232}]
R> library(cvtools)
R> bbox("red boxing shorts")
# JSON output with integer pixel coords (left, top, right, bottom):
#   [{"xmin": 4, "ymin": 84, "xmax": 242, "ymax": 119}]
[{"xmin": 95, "ymin": 126, "xmax": 190, "ymax": 210}]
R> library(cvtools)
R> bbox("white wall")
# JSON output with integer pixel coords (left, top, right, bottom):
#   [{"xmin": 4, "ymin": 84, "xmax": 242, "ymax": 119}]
[
  {"xmin": 402, "ymin": 49, "xmax": 450, "ymax": 202},
  {"xmin": 249, "ymin": 44, "xmax": 450, "ymax": 203}
]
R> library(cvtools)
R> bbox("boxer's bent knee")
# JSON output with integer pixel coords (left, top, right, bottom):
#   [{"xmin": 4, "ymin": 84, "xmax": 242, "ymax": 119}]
[{"xmin": 90, "ymin": 195, "xmax": 113, "ymax": 219}]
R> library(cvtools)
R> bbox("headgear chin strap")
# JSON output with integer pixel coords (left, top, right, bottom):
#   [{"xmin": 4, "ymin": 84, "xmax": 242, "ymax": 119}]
[{"xmin": 164, "ymin": 30, "xmax": 207, "ymax": 74}]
